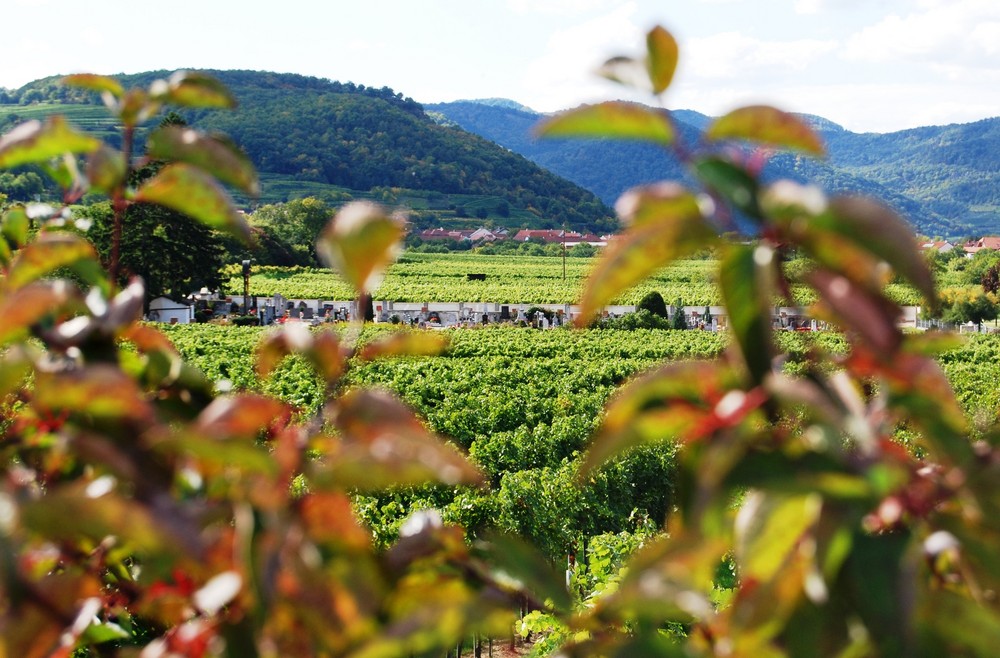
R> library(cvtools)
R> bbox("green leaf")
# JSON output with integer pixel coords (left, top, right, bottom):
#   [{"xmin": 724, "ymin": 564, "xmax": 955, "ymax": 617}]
[
  {"xmin": 62, "ymin": 73, "xmax": 124, "ymax": 99},
  {"xmin": 146, "ymin": 126, "xmax": 259, "ymax": 196},
  {"xmin": 316, "ymin": 201, "xmax": 404, "ymax": 295},
  {"xmin": 134, "ymin": 163, "xmax": 252, "ymax": 244},
  {"xmin": 844, "ymin": 531, "xmax": 913, "ymax": 656},
  {"xmin": 719, "ymin": 244, "xmax": 776, "ymax": 385},
  {"xmin": 151, "ymin": 71, "xmax": 236, "ymax": 109},
  {"xmin": 477, "ymin": 533, "xmax": 572, "ymax": 613},
  {"xmin": 5, "ymin": 232, "xmax": 101, "ymax": 291},
  {"xmin": 21, "ymin": 482, "xmax": 177, "ymax": 556},
  {"xmin": 2, "ymin": 205, "xmax": 30, "ymax": 247},
  {"xmin": 0, "ymin": 116, "xmax": 101, "ymax": 169},
  {"xmin": 705, "ymin": 105, "xmax": 825, "ymax": 156},
  {"xmin": 735, "ymin": 492, "xmax": 822, "ymax": 584},
  {"xmin": 358, "ymin": 331, "xmax": 450, "ymax": 361},
  {"xmin": 0, "ymin": 345, "xmax": 32, "ymax": 399},
  {"xmin": 80, "ymin": 620, "xmax": 130, "ymax": 644},
  {"xmin": 646, "ymin": 25, "xmax": 679, "ymax": 95},
  {"xmin": 694, "ymin": 156, "xmax": 761, "ymax": 219},
  {"xmin": 920, "ymin": 590, "xmax": 1000, "ymax": 657},
  {"xmin": 535, "ymin": 102, "xmax": 674, "ymax": 145},
  {"xmin": 577, "ymin": 184, "xmax": 714, "ymax": 324}
]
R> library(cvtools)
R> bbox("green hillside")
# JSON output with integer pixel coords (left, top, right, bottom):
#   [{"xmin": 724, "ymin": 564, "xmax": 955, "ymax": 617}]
[{"xmin": 0, "ymin": 71, "xmax": 615, "ymax": 233}]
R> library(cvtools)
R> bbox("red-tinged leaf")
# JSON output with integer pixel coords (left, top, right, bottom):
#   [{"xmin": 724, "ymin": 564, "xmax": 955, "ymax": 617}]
[
  {"xmin": 316, "ymin": 201, "xmax": 404, "ymax": 295},
  {"xmin": 150, "ymin": 71, "xmax": 236, "ymax": 109},
  {"xmin": 851, "ymin": 349, "xmax": 970, "ymax": 466},
  {"xmin": 63, "ymin": 73, "xmax": 124, "ymax": 99},
  {"xmin": 826, "ymin": 197, "xmax": 936, "ymax": 307},
  {"xmin": 319, "ymin": 388, "xmax": 484, "ymax": 490},
  {"xmin": 85, "ymin": 144, "xmax": 126, "ymax": 194},
  {"xmin": 580, "ymin": 361, "xmax": 737, "ymax": 476},
  {"xmin": 719, "ymin": 244, "xmax": 777, "ymax": 385},
  {"xmin": 0, "ymin": 116, "xmax": 101, "ymax": 169},
  {"xmin": 310, "ymin": 330, "xmax": 348, "ymax": 383},
  {"xmin": 134, "ymin": 163, "xmax": 251, "ymax": 243},
  {"xmin": 705, "ymin": 105, "xmax": 825, "ymax": 156},
  {"xmin": 300, "ymin": 492, "xmax": 372, "ymax": 550},
  {"xmin": 146, "ymin": 126, "xmax": 259, "ymax": 196},
  {"xmin": 195, "ymin": 394, "xmax": 289, "ymax": 439},
  {"xmin": 117, "ymin": 87, "xmax": 158, "ymax": 128},
  {"xmin": 646, "ymin": 25, "xmax": 680, "ymax": 95},
  {"xmin": 255, "ymin": 323, "xmax": 313, "ymax": 378},
  {"xmin": 735, "ymin": 491, "xmax": 822, "ymax": 583},
  {"xmin": 2, "ymin": 205, "xmax": 30, "ymax": 247},
  {"xmin": 358, "ymin": 331, "xmax": 450, "ymax": 361},
  {"xmin": 535, "ymin": 101, "xmax": 674, "ymax": 145},
  {"xmin": 5, "ymin": 232, "xmax": 103, "ymax": 292},
  {"xmin": 577, "ymin": 188, "xmax": 715, "ymax": 324},
  {"xmin": 33, "ymin": 365, "xmax": 154, "ymax": 423},
  {"xmin": 0, "ymin": 280, "xmax": 83, "ymax": 345},
  {"xmin": 120, "ymin": 324, "xmax": 179, "ymax": 355},
  {"xmin": 807, "ymin": 268, "xmax": 902, "ymax": 355}
]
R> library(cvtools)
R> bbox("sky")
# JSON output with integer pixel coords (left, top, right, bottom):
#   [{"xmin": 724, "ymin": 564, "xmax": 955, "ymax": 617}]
[{"xmin": 5, "ymin": 0, "xmax": 999, "ymax": 133}]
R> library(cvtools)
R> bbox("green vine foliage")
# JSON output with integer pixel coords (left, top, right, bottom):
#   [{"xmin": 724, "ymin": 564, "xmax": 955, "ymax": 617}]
[{"xmin": 0, "ymin": 73, "xmax": 557, "ymax": 657}]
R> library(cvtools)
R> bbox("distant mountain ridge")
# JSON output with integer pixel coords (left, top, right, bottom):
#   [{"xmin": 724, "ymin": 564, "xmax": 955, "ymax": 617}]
[
  {"xmin": 427, "ymin": 100, "xmax": 1000, "ymax": 237},
  {"xmin": 0, "ymin": 71, "xmax": 615, "ymax": 234}
]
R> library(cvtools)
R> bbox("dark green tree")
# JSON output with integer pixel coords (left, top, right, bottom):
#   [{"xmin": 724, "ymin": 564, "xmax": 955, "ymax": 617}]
[
  {"xmin": 670, "ymin": 297, "xmax": 688, "ymax": 329},
  {"xmin": 636, "ymin": 290, "xmax": 669, "ymax": 318},
  {"xmin": 83, "ymin": 192, "xmax": 225, "ymax": 302}
]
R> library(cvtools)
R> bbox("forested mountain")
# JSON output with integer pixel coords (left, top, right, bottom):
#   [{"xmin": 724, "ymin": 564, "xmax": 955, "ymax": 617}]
[
  {"xmin": 0, "ymin": 71, "xmax": 616, "ymax": 233},
  {"xmin": 427, "ymin": 101, "xmax": 1000, "ymax": 237}
]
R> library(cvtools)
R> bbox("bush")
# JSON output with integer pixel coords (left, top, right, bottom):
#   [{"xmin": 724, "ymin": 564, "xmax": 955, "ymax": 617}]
[
  {"xmin": 230, "ymin": 314, "xmax": 260, "ymax": 326},
  {"xmin": 636, "ymin": 290, "xmax": 669, "ymax": 318}
]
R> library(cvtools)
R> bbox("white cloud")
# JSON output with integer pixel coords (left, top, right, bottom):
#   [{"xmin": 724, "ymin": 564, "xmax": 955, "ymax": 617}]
[
  {"xmin": 844, "ymin": 1, "xmax": 1000, "ymax": 67},
  {"xmin": 684, "ymin": 32, "xmax": 837, "ymax": 79},
  {"xmin": 506, "ymin": 0, "xmax": 614, "ymax": 16},
  {"xmin": 520, "ymin": 2, "xmax": 646, "ymax": 110}
]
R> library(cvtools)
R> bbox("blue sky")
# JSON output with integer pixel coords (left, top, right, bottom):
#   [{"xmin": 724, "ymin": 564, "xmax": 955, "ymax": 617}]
[{"xmin": 7, "ymin": 0, "xmax": 999, "ymax": 133}]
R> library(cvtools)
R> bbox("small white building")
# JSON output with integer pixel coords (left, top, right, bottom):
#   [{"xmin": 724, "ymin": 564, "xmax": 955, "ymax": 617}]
[{"xmin": 148, "ymin": 296, "xmax": 194, "ymax": 324}]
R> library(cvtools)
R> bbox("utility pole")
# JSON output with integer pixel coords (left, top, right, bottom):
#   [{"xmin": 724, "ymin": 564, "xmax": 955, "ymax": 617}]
[{"xmin": 242, "ymin": 259, "xmax": 251, "ymax": 315}]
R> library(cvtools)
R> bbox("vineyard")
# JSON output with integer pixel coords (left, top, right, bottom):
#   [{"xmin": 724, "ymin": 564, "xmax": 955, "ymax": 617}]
[
  {"xmin": 160, "ymin": 323, "xmax": 998, "ymax": 560},
  {"xmin": 222, "ymin": 252, "xmax": 927, "ymax": 306}
]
